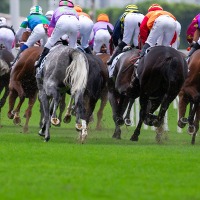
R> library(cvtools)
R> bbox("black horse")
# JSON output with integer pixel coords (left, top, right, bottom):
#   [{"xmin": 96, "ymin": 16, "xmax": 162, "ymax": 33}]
[
  {"xmin": 130, "ymin": 46, "xmax": 188, "ymax": 142},
  {"xmin": 0, "ymin": 49, "xmax": 14, "ymax": 110}
]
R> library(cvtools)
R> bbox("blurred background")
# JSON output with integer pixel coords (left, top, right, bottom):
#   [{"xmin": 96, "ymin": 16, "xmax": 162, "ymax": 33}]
[{"xmin": 1, "ymin": 0, "xmax": 200, "ymax": 48}]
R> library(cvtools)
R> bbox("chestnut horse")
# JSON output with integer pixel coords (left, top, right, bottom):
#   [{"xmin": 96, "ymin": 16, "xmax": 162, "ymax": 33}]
[
  {"xmin": 178, "ymin": 49, "xmax": 200, "ymax": 144},
  {"xmin": 130, "ymin": 46, "xmax": 188, "ymax": 142},
  {"xmin": 7, "ymin": 46, "xmax": 42, "ymax": 132}
]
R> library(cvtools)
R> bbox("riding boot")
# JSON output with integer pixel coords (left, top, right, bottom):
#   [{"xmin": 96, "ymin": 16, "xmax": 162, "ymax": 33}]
[
  {"xmin": 139, "ymin": 43, "xmax": 150, "ymax": 57},
  {"xmin": 11, "ymin": 49, "xmax": 23, "ymax": 66},
  {"xmin": 107, "ymin": 41, "xmax": 127, "ymax": 65},
  {"xmin": 186, "ymin": 42, "xmax": 200, "ymax": 62},
  {"xmin": 84, "ymin": 46, "xmax": 92, "ymax": 54},
  {"xmin": 135, "ymin": 43, "xmax": 151, "ymax": 67},
  {"xmin": 34, "ymin": 47, "xmax": 50, "ymax": 68}
]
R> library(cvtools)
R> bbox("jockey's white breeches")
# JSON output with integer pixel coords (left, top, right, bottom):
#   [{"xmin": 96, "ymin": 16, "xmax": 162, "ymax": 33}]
[
  {"xmin": 0, "ymin": 28, "xmax": 15, "ymax": 52},
  {"xmin": 146, "ymin": 15, "xmax": 176, "ymax": 47},
  {"xmin": 123, "ymin": 12, "xmax": 144, "ymax": 47},
  {"xmin": 45, "ymin": 15, "xmax": 80, "ymax": 49},
  {"xmin": 78, "ymin": 15, "xmax": 94, "ymax": 48},
  {"xmin": 25, "ymin": 24, "xmax": 48, "ymax": 47},
  {"xmin": 93, "ymin": 29, "xmax": 111, "ymax": 54}
]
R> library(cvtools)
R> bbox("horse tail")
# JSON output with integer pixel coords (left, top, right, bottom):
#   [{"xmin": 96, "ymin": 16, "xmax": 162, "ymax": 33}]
[
  {"xmin": 162, "ymin": 56, "xmax": 179, "ymax": 82},
  {"xmin": 63, "ymin": 50, "xmax": 88, "ymax": 95}
]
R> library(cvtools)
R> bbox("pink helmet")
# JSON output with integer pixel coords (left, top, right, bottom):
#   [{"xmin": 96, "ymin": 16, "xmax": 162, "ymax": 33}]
[{"xmin": 59, "ymin": 0, "xmax": 74, "ymax": 7}]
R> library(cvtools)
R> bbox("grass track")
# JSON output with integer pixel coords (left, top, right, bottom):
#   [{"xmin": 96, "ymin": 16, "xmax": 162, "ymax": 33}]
[{"xmin": 0, "ymin": 98, "xmax": 200, "ymax": 200}]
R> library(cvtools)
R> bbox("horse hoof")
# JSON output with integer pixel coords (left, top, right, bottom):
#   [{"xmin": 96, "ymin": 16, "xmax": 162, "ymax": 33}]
[
  {"xmin": 13, "ymin": 117, "xmax": 21, "ymax": 125},
  {"xmin": 75, "ymin": 123, "xmax": 82, "ymax": 131},
  {"xmin": 63, "ymin": 115, "xmax": 71, "ymax": 123},
  {"xmin": 116, "ymin": 117, "xmax": 124, "ymax": 126},
  {"xmin": 130, "ymin": 135, "xmax": 138, "ymax": 141},
  {"xmin": 187, "ymin": 125, "xmax": 196, "ymax": 135},
  {"xmin": 44, "ymin": 137, "xmax": 50, "ymax": 142},
  {"xmin": 7, "ymin": 113, "xmax": 14, "ymax": 119},
  {"xmin": 79, "ymin": 129, "xmax": 88, "ymax": 143},
  {"xmin": 178, "ymin": 118, "xmax": 188, "ymax": 128},
  {"xmin": 124, "ymin": 118, "xmax": 132, "ymax": 126},
  {"xmin": 38, "ymin": 129, "xmax": 45, "ymax": 137},
  {"xmin": 112, "ymin": 134, "xmax": 121, "ymax": 139},
  {"xmin": 51, "ymin": 117, "xmax": 60, "ymax": 126}
]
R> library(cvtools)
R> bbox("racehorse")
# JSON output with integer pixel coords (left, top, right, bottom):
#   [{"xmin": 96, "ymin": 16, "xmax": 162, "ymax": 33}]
[
  {"xmin": 7, "ymin": 46, "xmax": 43, "ymax": 132},
  {"xmin": 62, "ymin": 52, "xmax": 109, "ymax": 130},
  {"xmin": 0, "ymin": 49, "xmax": 14, "ymax": 113},
  {"xmin": 178, "ymin": 49, "xmax": 200, "ymax": 144},
  {"xmin": 107, "ymin": 46, "xmax": 140, "ymax": 139},
  {"xmin": 37, "ymin": 45, "xmax": 89, "ymax": 142},
  {"xmin": 130, "ymin": 46, "xmax": 188, "ymax": 142},
  {"xmin": 95, "ymin": 51, "xmax": 110, "ymax": 130}
]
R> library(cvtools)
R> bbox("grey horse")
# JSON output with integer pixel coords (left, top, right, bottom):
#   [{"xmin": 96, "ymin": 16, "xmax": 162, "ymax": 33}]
[{"xmin": 37, "ymin": 45, "xmax": 89, "ymax": 142}]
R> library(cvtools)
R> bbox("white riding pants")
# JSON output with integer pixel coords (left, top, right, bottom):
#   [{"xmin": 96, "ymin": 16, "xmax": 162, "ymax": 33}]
[
  {"xmin": 45, "ymin": 15, "xmax": 80, "ymax": 49},
  {"xmin": 123, "ymin": 12, "xmax": 144, "ymax": 47},
  {"xmin": 0, "ymin": 28, "xmax": 15, "ymax": 52},
  {"xmin": 93, "ymin": 29, "xmax": 111, "ymax": 54},
  {"xmin": 146, "ymin": 15, "xmax": 176, "ymax": 47}
]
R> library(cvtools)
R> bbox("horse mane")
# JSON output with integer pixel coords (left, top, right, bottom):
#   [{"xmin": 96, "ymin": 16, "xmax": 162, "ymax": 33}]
[{"xmin": 63, "ymin": 49, "xmax": 89, "ymax": 95}]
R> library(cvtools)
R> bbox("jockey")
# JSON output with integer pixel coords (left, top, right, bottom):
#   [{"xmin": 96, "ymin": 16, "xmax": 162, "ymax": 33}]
[
  {"xmin": 91, "ymin": 13, "xmax": 114, "ymax": 54},
  {"xmin": 12, "ymin": 5, "xmax": 49, "ymax": 65},
  {"xmin": 74, "ymin": 5, "xmax": 94, "ymax": 54},
  {"xmin": 0, "ymin": 17, "xmax": 15, "ymax": 52},
  {"xmin": 139, "ymin": 4, "xmax": 177, "ymax": 57},
  {"xmin": 186, "ymin": 13, "xmax": 200, "ymax": 61},
  {"xmin": 107, "ymin": 4, "xmax": 144, "ymax": 65},
  {"xmin": 45, "ymin": 10, "xmax": 54, "ymax": 21},
  {"xmin": 35, "ymin": 0, "xmax": 79, "ymax": 69}
]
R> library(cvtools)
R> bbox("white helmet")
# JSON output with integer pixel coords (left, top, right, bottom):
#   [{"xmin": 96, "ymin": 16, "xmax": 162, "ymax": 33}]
[
  {"xmin": 30, "ymin": 5, "xmax": 43, "ymax": 15},
  {"xmin": 45, "ymin": 10, "xmax": 54, "ymax": 21},
  {"xmin": 0, "ymin": 17, "xmax": 7, "ymax": 26}
]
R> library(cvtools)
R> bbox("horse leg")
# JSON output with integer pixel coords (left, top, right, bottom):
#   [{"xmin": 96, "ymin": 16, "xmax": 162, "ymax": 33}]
[
  {"xmin": 57, "ymin": 93, "xmax": 66, "ymax": 126},
  {"xmin": 38, "ymin": 90, "xmax": 51, "ymax": 142},
  {"xmin": 7, "ymin": 89, "xmax": 18, "ymax": 119},
  {"xmin": 191, "ymin": 106, "xmax": 200, "ymax": 144},
  {"xmin": 178, "ymin": 91, "xmax": 189, "ymax": 128},
  {"xmin": 154, "ymin": 92, "xmax": 178, "ymax": 128},
  {"xmin": 63, "ymin": 96, "xmax": 73, "ymax": 124},
  {"xmin": 124, "ymin": 98, "xmax": 135, "ymax": 126},
  {"xmin": 0, "ymin": 86, "xmax": 9, "ymax": 109},
  {"xmin": 108, "ymin": 91, "xmax": 122, "ymax": 139},
  {"xmin": 51, "ymin": 92, "xmax": 61, "ymax": 126},
  {"xmin": 23, "ymin": 93, "xmax": 37, "ymax": 133},
  {"xmin": 187, "ymin": 101, "xmax": 199, "ymax": 136},
  {"xmin": 74, "ymin": 93, "xmax": 88, "ymax": 143},
  {"xmin": 96, "ymin": 87, "xmax": 108, "ymax": 130},
  {"xmin": 12, "ymin": 96, "xmax": 25, "ymax": 125},
  {"xmin": 130, "ymin": 95, "xmax": 148, "ymax": 141}
]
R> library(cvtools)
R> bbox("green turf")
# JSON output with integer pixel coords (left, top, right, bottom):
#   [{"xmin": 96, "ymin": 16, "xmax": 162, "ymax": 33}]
[{"xmin": 0, "ymin": 98, "xmax": 199, "ymax": 200}]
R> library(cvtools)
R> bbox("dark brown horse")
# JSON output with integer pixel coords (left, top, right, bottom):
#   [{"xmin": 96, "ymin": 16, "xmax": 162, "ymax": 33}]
[
  {"xmin": 0, "ymin": 49, "xmax": 14, "ymax": 114},
  {"xmin": 108, "ymin": 47, "xmax": 140, "ymax": 139},
  {"xmin": 7, "ymin": 46, "xmax": 42, "ymax": 132},
  {"xmin": 178, "ymin": 49, "xmax": 200, "ymax": 144},
  {"xmin": 130, "ymin": 46, "xmax": 188, "ymax": 142},
  {"xmin": 95, "ymin": 52, "xmax": 110, "ymax": 130}
]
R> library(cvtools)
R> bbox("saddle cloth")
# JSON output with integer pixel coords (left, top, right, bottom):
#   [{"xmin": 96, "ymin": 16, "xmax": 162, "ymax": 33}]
[{"xmin": 108, "ymin": 53, "xmax": 124, "ymax": 78}]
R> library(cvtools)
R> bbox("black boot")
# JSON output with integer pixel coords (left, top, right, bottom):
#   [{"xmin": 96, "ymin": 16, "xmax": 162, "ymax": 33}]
[
  {"xmin": 140, "ymin": 43, "xmax": 150, "ymax": 57},
  {"xmin": 84, "ymin": 46, "xmax": 92, "ymax": 54},
  {"xmin": 11, "ymin": 49, "xmax": 23, "ymax": 66},
  {"xmin": 107, "ymin": 41, "xmax": 127, "ymax": 65},
  {"xmin": 186, "ymin": 42, "xmax": 200, "ymax": 62},
  {"xmin": 35, "ymin": 47, "xmax": 50, "ymax": 68}
]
